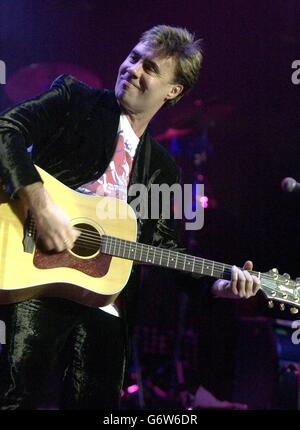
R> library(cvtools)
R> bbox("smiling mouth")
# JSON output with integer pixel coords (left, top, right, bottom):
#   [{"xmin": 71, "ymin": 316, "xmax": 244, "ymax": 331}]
[{"xmin": 122, "ymin": 79, "xmax": 141, "ymax": 90}]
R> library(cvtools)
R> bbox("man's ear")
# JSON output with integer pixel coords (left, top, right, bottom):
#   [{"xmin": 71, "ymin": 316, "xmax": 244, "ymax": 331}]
[{"xmin": 166, "ymin": 84, "xmax": 184, "ymax": 101}]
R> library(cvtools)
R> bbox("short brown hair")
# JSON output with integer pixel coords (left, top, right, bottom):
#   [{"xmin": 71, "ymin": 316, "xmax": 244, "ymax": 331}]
[{"xmin": 140, "ymin": 25, "xmax": 203, "ymax": 107}]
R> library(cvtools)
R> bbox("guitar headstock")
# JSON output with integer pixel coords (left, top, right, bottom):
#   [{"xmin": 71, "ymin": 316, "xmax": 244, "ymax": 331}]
[{"xmin": 260, "ymin": 268, "xmax": 300, "ymax": 314}]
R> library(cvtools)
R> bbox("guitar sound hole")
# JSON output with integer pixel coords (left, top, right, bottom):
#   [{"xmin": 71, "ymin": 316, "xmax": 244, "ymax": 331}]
[{"xmin": 72, "ymin": 223, "xmax": 101, "ymax": 257}]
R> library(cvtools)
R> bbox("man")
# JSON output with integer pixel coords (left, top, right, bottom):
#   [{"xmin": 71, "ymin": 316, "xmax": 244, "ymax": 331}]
[{"xmin": 0, "ymin": 25, "xmax": 260, "ymax": 409}]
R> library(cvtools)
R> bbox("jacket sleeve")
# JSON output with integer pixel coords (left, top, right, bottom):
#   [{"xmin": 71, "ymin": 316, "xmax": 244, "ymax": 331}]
[{"xmin": 0, "ymin": 74, "xmax": 76, "ymax": 197}]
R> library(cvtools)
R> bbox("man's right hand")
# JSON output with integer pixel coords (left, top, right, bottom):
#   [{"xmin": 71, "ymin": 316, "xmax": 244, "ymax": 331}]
[{"xmin": 18, "ymin": 182, "xmax": 80, "ymax": 252}]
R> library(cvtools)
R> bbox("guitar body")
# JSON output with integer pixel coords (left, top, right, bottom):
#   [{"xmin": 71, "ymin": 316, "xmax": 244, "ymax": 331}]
[{"xmin": 0, "ymin": 167, "xmax": 137, "ymax": 307}]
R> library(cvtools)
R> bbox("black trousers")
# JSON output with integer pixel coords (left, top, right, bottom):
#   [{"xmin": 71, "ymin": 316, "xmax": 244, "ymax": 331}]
[{"xmin": 0, "ymin": 298, "xmax": 126, "ymax": 410}]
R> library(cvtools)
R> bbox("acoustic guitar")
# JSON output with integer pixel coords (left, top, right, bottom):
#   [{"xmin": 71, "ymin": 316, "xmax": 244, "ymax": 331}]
[{"xmin": 0, "ymin": 166, "xmax": 299, "ymax": 313}]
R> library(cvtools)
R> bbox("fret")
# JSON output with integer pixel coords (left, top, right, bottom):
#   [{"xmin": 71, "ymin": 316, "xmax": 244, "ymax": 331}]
[
  {"xmin": 122, "ymin": 240, "xmax": 126, "ymax": 258},
  {"xmin": 169, "ymin": 252, "xmax": 176, "ymax": 268},
  {"xmin": 167, "ymin": 250, "xmax": 170, "ymax": 267},
  {"xmin": 113, "ymin": 238, "xmax": 117, "ymax": 256},
  {"xmin": 152, "ymin": 247, "xmax": 157, "ymax": 264},
  {"xmin": 203, "ymin": 260, "xmax": 213, "ymax": 276},
  {"xmin": 220, "ymin": 263, "xmax": 226, "ymax": 279},
  {"xmin": 174, "ymin": 252, "xmax": 178, "ymax": 269},
  {"xmin": 136, "ymin": 243, "xmax": 141, "ymax": 261},
  {"xmin": 145, "ymin": 245, "xmax": 150, "ymax": 263},
  {"xmin": 160, "ymin": 249, "xmax": 167, "ymax": 268},
  {"xmin": 151, "ymin": 247, "xmax": 156, "ymax": 263},
  {"xmin": 160, "ymin": 249, "xmax": 166, "ymax": 267},
  {"xmin": 159, "ymin": 249, "xmax": 163, "ymax": 266},
  {"xmin": 107, "ymin": 238, "xmax": 111, "ymax": 254},
  {"xmin": 215, "ymin": 263, "xmax": 222, "ymax": 279},
  {"xmin": 132, "ymin": 244, "xmax": 136, "ymax": 260},
  {"xmin": 182, "ymin": 255, "xmax": 186, "ymax": 271},
  {"xmin": 192, "ymin": 257, "xmax": 195, "ymax": 273},
  {"xmin": 189, "ymin": 256, "xmax": 195, "ymax": 272},
  {"xmin": 148, "ymin": 247, "xmax": 154, "ymax": 263},
  {"xmin": 211, "ymin": 260, "xmax": 214, "ymax": 276},
  {"xmin": 193, "ymin": 258, "xmax": 199, "ymax": 275},
  {"xmin": 185, "ymin": 256, "xmax": 192, "ymax": 272}
]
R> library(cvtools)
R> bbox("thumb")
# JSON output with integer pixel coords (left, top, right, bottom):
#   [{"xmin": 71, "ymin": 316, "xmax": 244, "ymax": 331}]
[
  {"xmin": 73, "ymin": 227, "xmax": 81, "ymax": 240},
  {"xmin": 243, "ymin": 260, "xmax": 253, "ymax": 271}
]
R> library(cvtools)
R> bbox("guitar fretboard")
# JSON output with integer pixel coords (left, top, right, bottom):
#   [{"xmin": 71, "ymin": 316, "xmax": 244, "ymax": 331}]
[{"xmin": 100, "ymin": 235, "xmax": 260, "ymax": 281}]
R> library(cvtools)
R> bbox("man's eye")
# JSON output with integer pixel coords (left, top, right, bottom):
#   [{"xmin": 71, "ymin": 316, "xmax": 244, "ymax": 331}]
[
  {"xmin": 144, "ymin": 63, "xmax": 156, "ymax": 74},
  {"xmin": 129, "ymin": 53, "xmax": 139, "ymax": 62}
]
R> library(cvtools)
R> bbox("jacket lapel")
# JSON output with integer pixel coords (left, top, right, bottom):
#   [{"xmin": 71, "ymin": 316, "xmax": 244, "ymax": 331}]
[{"xmin": 97, "ymin": 90, "xmax": 121, "ymax": 164}]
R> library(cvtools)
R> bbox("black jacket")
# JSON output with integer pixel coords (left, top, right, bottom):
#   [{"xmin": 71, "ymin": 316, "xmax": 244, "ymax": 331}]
[
  {"xmin": 0, "ymin": 74, "xmax": 212, "ymax": 329},
  {"xmin": 0, "ymin": 74, "xmax": 184, "ymax": 240}
]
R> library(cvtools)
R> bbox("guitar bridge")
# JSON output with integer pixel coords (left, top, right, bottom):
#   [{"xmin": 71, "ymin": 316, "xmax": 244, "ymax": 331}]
[{"xmin": 23, "ymin": 211, "xmax": 36, "ymax": 254}]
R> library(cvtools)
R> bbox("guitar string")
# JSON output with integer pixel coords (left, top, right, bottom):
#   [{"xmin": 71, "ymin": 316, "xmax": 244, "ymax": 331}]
[
  {"xmin": 103, "ymin": 237, "xmax": 300, "ymax": 291},
  {"xmin": 72, "ymin": 227, "xmax": 296, "ymax": 282},
  {"xmin": 69, "ymin": 231, "xmax": 297, "ymax": 294},
  {"xmin": 28, "ymin": 223, "xmax": 298, "ymax": 301},
  {"xmin": 84, "ymin": 234, "xmax": 300, "ymax": 289},
  {"xmin": 31, "ymin": 222, "xmax": 290, "ymax": 283},
  {"xmin": 44, "ymin": 234, "xmax": 300, "ymax": 287},
  {"xmin": 31, "ymin": 224, "xmax": 292, "ymax": 286},
  {"xmin": 29, "ymin": 223, "xmax": 299, "ymax": 288}
]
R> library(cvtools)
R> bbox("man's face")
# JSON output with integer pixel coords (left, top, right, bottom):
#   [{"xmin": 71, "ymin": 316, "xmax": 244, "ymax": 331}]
[{"xmin": 115, "ymin": 42, "xmax": 182, "ymax": 117}]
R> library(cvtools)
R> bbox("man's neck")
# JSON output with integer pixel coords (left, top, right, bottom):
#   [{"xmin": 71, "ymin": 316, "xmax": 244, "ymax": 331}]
[{"xmin": 124, "ymin": 112, "xmax": 150, "ymax": 139}]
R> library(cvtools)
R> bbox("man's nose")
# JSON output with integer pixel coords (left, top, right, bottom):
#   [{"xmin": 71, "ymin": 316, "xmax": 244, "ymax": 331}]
[{"xmin": 127, "ymin": 60, "xmax": 142, "ymax": 77}]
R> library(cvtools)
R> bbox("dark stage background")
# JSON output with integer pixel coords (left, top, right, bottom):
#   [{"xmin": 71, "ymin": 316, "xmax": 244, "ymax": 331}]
[{"xmin": 0, "ymin": 0, "xmax": 300, "ymax": 409}]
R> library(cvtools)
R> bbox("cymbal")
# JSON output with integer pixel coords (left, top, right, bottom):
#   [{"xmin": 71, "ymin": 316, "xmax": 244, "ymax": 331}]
[
  {"xmin": 155, "ymin": 127, "xmax": 193, "ymax": 142},
  {"xmin": 4, "ymin": 62, "xmax": 102, "ymax": 103},
  {"xmin": 169, "ymin": 101, "xmax": 235, "ymax": 129}
]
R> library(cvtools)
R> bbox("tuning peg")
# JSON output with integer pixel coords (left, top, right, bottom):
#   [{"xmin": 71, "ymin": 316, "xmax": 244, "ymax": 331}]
[
  {"xmin": 268, "ymin": 300, "xmax": 274, "ymax": 309},
  {"xmin": 290, "ymin": 307, "xmax": 299, "ymax": 314},
  {"xmin": 280, "ymin": 303, "xmax": 285, "ymax": 311},
  {"xmin": 270, "ymin": 268, "xmax": 279, "ymax": 279}
]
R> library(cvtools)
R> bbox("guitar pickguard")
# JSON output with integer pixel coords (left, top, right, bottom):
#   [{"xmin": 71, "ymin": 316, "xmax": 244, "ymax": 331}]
[{"xmin": 33, "ymin": 248, "xmax": 112, "ymax": 278}]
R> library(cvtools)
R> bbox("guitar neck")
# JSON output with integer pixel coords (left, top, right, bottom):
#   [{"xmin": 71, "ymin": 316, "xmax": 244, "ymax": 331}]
[{"xmin": 100, "ymin": 235, "xmax": 260, "ymax": 280}]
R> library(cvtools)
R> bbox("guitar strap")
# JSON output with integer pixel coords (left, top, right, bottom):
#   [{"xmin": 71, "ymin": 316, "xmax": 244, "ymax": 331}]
[{"xmin": 136, "ymin": 134, "xmax": 152, "ymax": 241}]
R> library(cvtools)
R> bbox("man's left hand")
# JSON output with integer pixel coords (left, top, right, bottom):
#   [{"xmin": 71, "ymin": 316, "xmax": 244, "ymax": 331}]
[{"xmin": 211, "ymin": 260, "xmax": 261, "ymax": 299}]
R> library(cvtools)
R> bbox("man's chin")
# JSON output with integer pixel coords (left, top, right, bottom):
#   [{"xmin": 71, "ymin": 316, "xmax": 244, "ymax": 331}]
[{"xmin": 117, "ymin": 94, "xmax": 139, "ymax": 113}]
